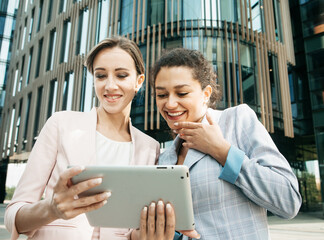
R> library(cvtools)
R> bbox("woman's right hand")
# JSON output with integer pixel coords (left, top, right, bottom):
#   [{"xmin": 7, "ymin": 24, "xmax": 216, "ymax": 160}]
[{"xmin": 48, "ymin": 166, "xmax": 110, "ymax": 220}]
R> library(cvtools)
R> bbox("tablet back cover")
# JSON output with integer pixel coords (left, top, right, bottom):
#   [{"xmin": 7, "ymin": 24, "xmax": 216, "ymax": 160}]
[{"xmin": 71, "ymin": 165, "xmax": 195, "ymax": 230}]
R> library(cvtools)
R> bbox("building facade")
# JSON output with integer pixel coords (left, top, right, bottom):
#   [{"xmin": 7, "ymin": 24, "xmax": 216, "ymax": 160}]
[
  {"xmin": 0, "ymin": 0, "xmax": 20, "ymax": 203},
  {"xmin": 0, "ymin": 0, "xmax": 322, "ymax": 213}
]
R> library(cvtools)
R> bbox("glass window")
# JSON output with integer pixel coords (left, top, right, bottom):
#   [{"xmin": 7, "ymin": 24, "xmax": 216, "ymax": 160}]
[
  {"xmin": 76, "ymin": 8, "xmax": 89, "ymax": 55},
  {"xmin": 240, "ymin": 44, "xmax": 256, "ymax": 105},
  {"xmin": 21, "ymin": 18, "xmax": 27, "ymax": 49},
  {"xmin": 6, "ymin": 0, "xmax": 19, "ymax": 15},
  {"xmin": 46, "ymin": 29, "xmax": 57, "ymax": 71},
  {"xmin": 2, "ymin": 113, "xmax": 10, "ymax": 158},
  {"xmin": 47, "ymin": 79, "xmax": 58, "ymax": 118},
  {"xmin": 16, "ymin": 26, "xmax": 21, "ymax": 52},
  {"xmin": 251, "ymin": 0, "xmax": 262, "ymax": 31},
  {"xmin": 12, "ymin": 68, "xmax": 18, "ymax": 96},
  {"xmin": 28, "ymin": 8, "xmax": 35, "ymax": 42},
  {"xmin": 47, "ymin": 0, "xmax": 53, "ymax": 23},
  {"xmin": 59, "ymin": 0, "xmax": 67, "ymax": 13},
  {"xmin": 80, "ymin": 67, "xmax": 93, "ymax": 112},
  {"xmin": 3, "ymin": 16, "xmax": 13, "ymax": 38},
  {"xmin": 60, "ymin": 19, "xmax": 71, "ymax": 63},
  {"xmin": 62, "ymin": 72, "xmax": 74, "ymax": 110},
  {"xmin": 33, "ymin": 86, "xmax": 43, "ymax": 141},
  {"xmin": 7, "ymin": 106, "xmax": 16, "ymax": 155},
  {"xmin": 219, "ymin": 0, "xmax": 238, "ymax": 22},
  {"xmin": 35, "ymin": 38, "xmax": 43, "ymax": 78},
  {"xmin": 25, "ymin": 0, "xmax": 29, "ymax": 12},
  {"xmin": 14, "ymin": 99, "xmax": 23, "ymax": 152},
  {"xmin": 37, "ymin": 0, "xmax": 44, "ymax": 32},
  {"xmin": 23, "ymin": 93, "xmax": 32, "ymax": 150},
  {"xmin": 148, "ymin": 0, "xmax": 164, "ymax": 26},
  {"xmin": 183, "ymin": 0, "xmax": 202, "ymax": 21},
  {"xmin": 26, "ymin": 47, "xmax": 33, "ymax": 85},
  {"xmin": 0, "ymin": 39, "xmax": 10, "ymax": 61},
  {"xmin": 18, "ymin": 55, "xmax": 25, "ymax": 92},
  {"xmin": 120, "ymin": 0, "xmax": 133, "ymax": 35},
  {"xmin": 96, "ymin": 0, "xmax": 109, "ymax": 43}
]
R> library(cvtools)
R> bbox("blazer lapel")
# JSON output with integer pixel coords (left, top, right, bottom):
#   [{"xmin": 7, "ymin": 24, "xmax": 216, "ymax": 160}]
[{"xmin": 160, "ymin": 136, "xmax": 206, "ymax": 169}]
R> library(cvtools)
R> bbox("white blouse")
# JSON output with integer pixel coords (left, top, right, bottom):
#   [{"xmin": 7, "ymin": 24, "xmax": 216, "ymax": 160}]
[{"xmin": 95, "ymin": 131, "xmax": 133, "ymax": 165}]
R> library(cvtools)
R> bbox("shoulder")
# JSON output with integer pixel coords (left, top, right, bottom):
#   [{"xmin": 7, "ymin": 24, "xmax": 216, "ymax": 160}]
[
  {"xmin": 217, "ymin": 104, "xmax": 257, "ymax": 123},
  {"xmin": 45, "ymin": 109, "xmax": 95, "ymax": 132},
  {"xmin": 49, "ymin": 109, "xmax": 94, "ymax": 124}
]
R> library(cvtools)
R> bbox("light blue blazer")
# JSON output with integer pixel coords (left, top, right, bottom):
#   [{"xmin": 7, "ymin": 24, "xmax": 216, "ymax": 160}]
[{"xmin": 160, "ymin": 104, "xmax": 301, "ymax": 240}]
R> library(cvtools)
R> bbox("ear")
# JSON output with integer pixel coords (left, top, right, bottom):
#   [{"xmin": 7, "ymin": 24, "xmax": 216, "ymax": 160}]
[
  {"xmin": 135, "ymin": 74, "xmax": 145, "ymax": 92},
  {"xmin": 203, "ymin": 85, "xmax": 212, "ymax": 103}
]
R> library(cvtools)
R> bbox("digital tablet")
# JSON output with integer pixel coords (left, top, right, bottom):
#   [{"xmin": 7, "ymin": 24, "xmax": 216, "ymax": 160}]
[{"xmin": 71, "ymin": 165, "xmax": 195, "ymax": 230}]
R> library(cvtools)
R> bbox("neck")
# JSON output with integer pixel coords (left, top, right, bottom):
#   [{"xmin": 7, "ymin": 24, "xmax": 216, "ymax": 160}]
[{"xmin": 96, "ymin": 106, "xmax": 131, "ymax": 139}]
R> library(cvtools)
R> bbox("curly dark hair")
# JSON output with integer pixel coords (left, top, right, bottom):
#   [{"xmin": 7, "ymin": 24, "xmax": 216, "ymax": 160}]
[{"xmin": 150, "ymin": 48, "xmax": 221, "ymax": 109}]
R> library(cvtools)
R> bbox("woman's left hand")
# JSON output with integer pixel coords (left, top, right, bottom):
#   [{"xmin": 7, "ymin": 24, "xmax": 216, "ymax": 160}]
[
  {"xmin": 131, "ymin": 201, "xmax": 175, "ymax": 240},
  {"xmin": 131, "ymin": 201, "xmax": 200, "ymax": 240},
  {"xmin": 174, "ymin": 112, "xmax": 231, "ymax": 166}
]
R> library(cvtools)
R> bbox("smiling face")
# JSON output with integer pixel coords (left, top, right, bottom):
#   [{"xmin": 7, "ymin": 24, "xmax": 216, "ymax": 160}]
[
  {"xmin": 155, "ymin": 66, "xmax": 212, "ymax": 129},
  {"xmin": 93, "ymin": 47, "xmax": 144, "ymax": 115}
]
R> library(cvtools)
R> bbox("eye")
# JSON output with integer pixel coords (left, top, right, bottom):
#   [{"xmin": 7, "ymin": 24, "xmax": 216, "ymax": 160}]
[
  {"xmin": 178, "ymin": 92, "xmax": 188, "ymax": 97},
  {"xmin": 156, "ymin": 93, "xmax": 167, "ymax": 98},
  {"xmin": 117, "ymin": 73, "xmax": 128, "ymax": 79},
  {"xmin": 95, "ymin": 74, "xmax": 106, "ymax": 79}
]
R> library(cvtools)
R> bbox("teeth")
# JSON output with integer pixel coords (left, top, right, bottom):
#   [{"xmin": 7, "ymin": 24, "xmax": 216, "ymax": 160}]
[
  {"xmin": 168, "ymin": 112, "xmax": 184, "ymax": 116},
  {"xmin": 106, "ymin": 95, "xmax": 120, "ymax": 99}
]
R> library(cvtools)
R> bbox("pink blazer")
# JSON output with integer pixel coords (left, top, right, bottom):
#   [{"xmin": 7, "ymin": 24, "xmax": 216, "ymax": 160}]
[{"xmin": 5, "ymin": 108, "xmax": 160, "ymax": 240}]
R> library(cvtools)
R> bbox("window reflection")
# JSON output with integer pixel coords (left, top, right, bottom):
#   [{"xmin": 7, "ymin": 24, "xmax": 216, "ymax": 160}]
[
  {"xmin": 47, "ymin": 79, "xmax": 58, "ymax": 118},
  {"xmin": 96, "ymin": 0, "xmax": 109, "ymax": 43},
  {"xmin": 76, "ymin": 8, "xmax": 89, "ymax": 55},
  {"xmin": 62, "ymin": 72, "xmax": 74, "ymax": 111},
  {"xmin": 46, "ymin": 29, "xmax": 56, "ymax": 71},
  {"xmin": 60, "ymin": 19, "xmax": 71, "ymax": 63},
  {"xmin": 23, "ymin": 93, "xmax": 32, "ymax": 150},
  {"xmin": 80, "ymin": 68, "xmax": 93, "ymax": 112}
]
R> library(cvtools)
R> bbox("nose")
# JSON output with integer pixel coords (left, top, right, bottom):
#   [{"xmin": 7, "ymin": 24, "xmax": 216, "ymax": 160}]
[
  {"xmin": 165, "ymin": 94, "xmax": 178, "ymax": 109},
  {"xmin": 105, "ymin": 76, "xmax": 118, "ymax": 90}
]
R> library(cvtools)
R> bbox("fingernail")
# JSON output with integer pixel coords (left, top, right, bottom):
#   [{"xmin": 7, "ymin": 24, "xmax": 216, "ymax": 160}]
[
  {"xmin": 93, "ymin": 178, "xmax": 102, "ymax": 184},
  {"xmin": 150, "ymin": 202, "xmax": 156, "ymax": 208},
  {"xmin": 174, "ymin": 122, "xmax": 178, "ymax": 126},
  {"xmin": 105, "ymin": 192, "xmax": 112, "ymax": 198},
  {"xmin": 157, "ymin": 200, "xmax": 163, "ymax": 206},
  {"xmin": 143, "ymin": 206, "xmax": 147, "ymax": 212},
  {"xmin": 102, "ymin": 200, "xmax": 108, "ymax": 205},
  {"xmin": 166, "ymin": 203, "xmax": 171, "ymax": 212},
  {"xmin": 173, "ymin": 130, "xmax": 177, "ymax": 133}
]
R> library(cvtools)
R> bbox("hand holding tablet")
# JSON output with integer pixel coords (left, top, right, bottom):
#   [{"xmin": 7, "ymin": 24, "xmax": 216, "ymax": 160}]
[{"xmin": 71, "ymin": 165, "xmax": 195, "ymax": 230}]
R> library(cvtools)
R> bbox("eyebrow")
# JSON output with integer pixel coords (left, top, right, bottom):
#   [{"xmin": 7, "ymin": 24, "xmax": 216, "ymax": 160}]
[
  {"xmin": 155, "ymin": 84, "xmax": 191, "ymax": 90},
  {"xmin": 94, "ymin": 67, "xmax": 130, "ymax": 72}
]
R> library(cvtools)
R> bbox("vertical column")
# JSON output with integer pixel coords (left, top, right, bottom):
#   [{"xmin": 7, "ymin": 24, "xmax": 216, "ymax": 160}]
[
  {"xmin": 224, "ymin": 21, "xmax": 231, "ymax": 107},
  {"xmin": 144, "ymin": 26, "xmax": 150, "ymax": 131},
  {"xmin": 255, "ymin": 31, "xmax": 265, "ymax": 125},
  {"xmin": 230, "ymin": 22, "xmax": 237, "ymax": 106},
  {"xmin": 236, "ymin": 22, "xmax": 243, "ymax": 104},
  {"xmin": 156, "ymin": 22, "xmax": 162, "ymax": 129}
]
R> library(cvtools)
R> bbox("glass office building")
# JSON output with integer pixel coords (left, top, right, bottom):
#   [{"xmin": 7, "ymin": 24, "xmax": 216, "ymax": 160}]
[
  {"xmin": 0, "ymin": 0, "xmax": 322, "ymax": 212},
  {"xmin": 0, "ymin": 0, "xmax": 20, "ymax": 203}
]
